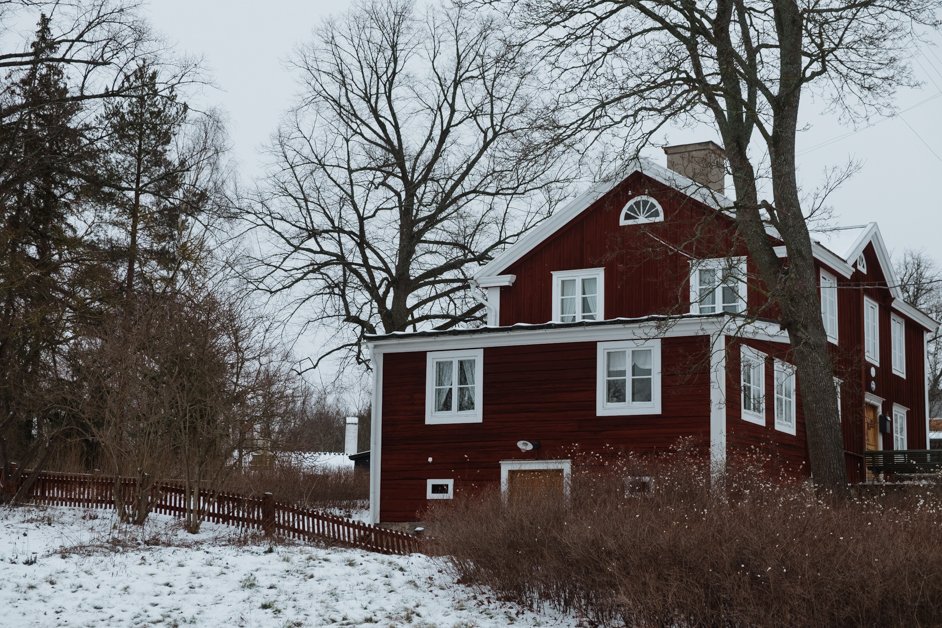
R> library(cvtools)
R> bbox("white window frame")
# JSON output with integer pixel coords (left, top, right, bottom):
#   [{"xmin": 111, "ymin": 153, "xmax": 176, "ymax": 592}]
[
  {"xmin": 856, "ymin": 254, "xmax": 867, "ymax": 274},
  {"xmin": 619, "ymin": 195, "xmax": 664, "ymax": 225},
  {"xmin": 773, "ymin": 360, "xmax": 797, "ymax": 436},
  {"xmin": 689, "ymin": 257, "xmax": 747, "ymax": 315},
  {"xmin": 864, "ymin": 297, "xmax": 879, "ymax": 366},
  {"xmin": 820, "ymin": 269, "xmax": 839, "ymax": 344},
  {"xmin": 891, "ymin": 313, "xmax": 906, "ymax": 378},
  {"xmin": 741, "ymin": 346, "xmax": 766, "ymax": 425},
  {"xmin": 551, "ymin": 268, "xmax": 604, "ymax": 323},
  {"xmin": 596, "ymin": 339, "xmax": 662, "ymax": 416},
  {"xmin": 499, "ymin": 459, "xmax": 571, "ymax": 497},
  {"xmin": 426, "ymin": 479, "xmax": 454, "ymax": 500},
  {"xmin": 892, "ymin": 404, "xmax": 908, "ymax": 450},
  {"xmin": 425, "ymin": 349, "xmax": 484, "ymax": 424}
]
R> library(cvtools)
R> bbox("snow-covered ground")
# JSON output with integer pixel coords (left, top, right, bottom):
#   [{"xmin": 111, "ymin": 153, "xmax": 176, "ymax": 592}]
[{"xmin": 1, "ymin": 505, "xmax": 575, "ymax": 627}]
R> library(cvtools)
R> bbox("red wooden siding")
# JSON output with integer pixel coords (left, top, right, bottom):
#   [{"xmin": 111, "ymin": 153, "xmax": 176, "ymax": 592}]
[
  {"xmin": 724, "ymin": 337, "xmax": 812, "ymax": 478},
  {"xmin": 379, "ymin": 336, "xmax": 712, "ymax": 522},
  {"xmin": 820, "ymin": 242, "xmax": 928, "ymax": 470},
  {"xmin": 497, "ymin": 173, "xmax": 777, "ymax": 326}
]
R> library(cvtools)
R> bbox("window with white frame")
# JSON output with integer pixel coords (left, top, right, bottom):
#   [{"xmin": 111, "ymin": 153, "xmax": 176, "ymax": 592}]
[
  {"xmin": 741, "ymin": 346, "xmax": 766, "ymax": 425},
  {"xmin": 425, "ymin": 349, "xmax": 484, "ymax": 424},
  {"xmin": 426, "ymin": 479, "xmax": 454, "ymax": 500},
  {"xmin": 689, "ymin": 258, "xmax": 747, "ymax": 314},
  {"xmin": 856, "ymin": 254, "xmax": 867, "ymax": 274},
  {"xmin": 892, "ymin": 405, "xmax": 908, "ymax": 450},
  {"xmin": 864, "ymin": 297, "xmax": 879, "ymax": 365},
  {"xmin": 597, "ymin": 340, "xmax": 661, "ymax": 416},
  {"xmin": 552, "ymin": 268, "xmax": 604, "ymax": 323},
  {"xmin": 891, "ymin": 313, "xmax": 906, "ymax": 377},
  {"xmin": 774, "ymin": 360, "xmax": 797, "ymax": 435},
  {"xmin": 820, "ymin": 270, "xmax": 838, "ymax": 344},
  {"xmin": 619, "ymin": 195, "xmax": 664, "ymax": 225}
]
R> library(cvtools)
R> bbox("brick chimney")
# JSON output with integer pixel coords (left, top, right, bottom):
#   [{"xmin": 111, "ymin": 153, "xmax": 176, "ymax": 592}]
[{"xmin": 663, "ymin": 141, "xmax": 726, "ymax": 194}]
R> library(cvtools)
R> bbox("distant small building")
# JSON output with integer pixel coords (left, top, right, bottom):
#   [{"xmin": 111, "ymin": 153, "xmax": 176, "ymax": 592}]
[
  {"xmin": 930, "ymin": 418, "xmax": 942, "ymax": 450},
  {"xmin": 349, "ymin": 451, "xmax": 370, "ymax": 473}
]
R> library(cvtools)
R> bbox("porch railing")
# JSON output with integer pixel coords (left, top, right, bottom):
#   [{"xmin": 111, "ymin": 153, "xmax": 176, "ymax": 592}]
[{"xmin": 863, "ymin": 449, "xmax": 942, "ymax": 475}]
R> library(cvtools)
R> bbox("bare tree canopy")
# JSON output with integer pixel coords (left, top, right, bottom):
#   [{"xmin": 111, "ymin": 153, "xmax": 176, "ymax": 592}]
[
  {"xmin": 896, "ymin": 250, "xmax": 942, "ymax": 417},
  {"xmin": 248, "ymin": 0, "xmax": 578, "ymax": 368},
  {"xmin": 490, "ymin": 0, "xmax": 939, "ymax": 488}
]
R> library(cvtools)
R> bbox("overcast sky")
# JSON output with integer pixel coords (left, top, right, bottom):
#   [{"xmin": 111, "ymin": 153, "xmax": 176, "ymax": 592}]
[{"xmin": 146, "ymin": 1, "xmax": 942, "ymax": 263}]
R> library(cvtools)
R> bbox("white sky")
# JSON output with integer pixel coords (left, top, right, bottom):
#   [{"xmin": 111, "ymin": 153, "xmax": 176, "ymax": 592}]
[
  {"xmin": 141, "ymin": 1, "xmax": 942, "ymax": 400},
  {"xmin": 147, "ymin": 1, "xmax": 942, "ymax": 259}
]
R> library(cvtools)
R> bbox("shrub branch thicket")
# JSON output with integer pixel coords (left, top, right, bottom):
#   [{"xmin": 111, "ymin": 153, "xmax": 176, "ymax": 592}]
[{"xmin": 429, "ymin": 449, "xmax": 942, "ymax": 627}]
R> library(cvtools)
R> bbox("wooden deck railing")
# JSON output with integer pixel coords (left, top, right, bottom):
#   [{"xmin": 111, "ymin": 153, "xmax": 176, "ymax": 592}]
[
  {"xmin": 864, "ymin": 449, "xmax": 942, "ymax": 475},
  {"xmin": 2, "ymin": 470, "xmax": 421, "ymax": 556}
]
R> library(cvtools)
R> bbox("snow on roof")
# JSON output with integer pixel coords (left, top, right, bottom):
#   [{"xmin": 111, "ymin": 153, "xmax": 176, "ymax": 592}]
[{"xmin": 809, "ymin": 224, "xmax": 872, "ymax": 262}]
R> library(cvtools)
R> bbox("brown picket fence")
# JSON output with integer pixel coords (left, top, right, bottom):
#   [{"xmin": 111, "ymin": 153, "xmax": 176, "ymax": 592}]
[{"xmin": 4, "ymin": 469, "xmax": 421, "ymax": 555}]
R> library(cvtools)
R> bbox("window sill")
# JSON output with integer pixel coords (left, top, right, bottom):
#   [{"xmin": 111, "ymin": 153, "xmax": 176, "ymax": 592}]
[
  {"xmin": 596, "ymin": 402, "xmax": 662, "ymax": 417},
  {"xmin": 742, "ymin": 411, "xmax": 765, "ymax": 426},
  {"xmin": 425, "ymin": 413, "xmax": 483, "ymax": 425},
  {"xmin": 774, "ymin": 420, "xmax": 797, "ymax": 436}
]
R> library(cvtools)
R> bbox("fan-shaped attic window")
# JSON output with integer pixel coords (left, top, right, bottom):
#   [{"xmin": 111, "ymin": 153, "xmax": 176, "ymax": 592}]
[{"xmin": 620, "ymin": 196, "xmax": 663, "ymax": 226}]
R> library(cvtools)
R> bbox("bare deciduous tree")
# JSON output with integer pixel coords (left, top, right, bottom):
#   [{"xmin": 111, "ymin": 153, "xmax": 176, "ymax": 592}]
[
  {"xmin": 248, "ymin": 0, "xmax": 577, "ymax": 368},
  {"xmin": 495, "ymin": 0, "xmax": 939, "ymax": 489},
  {"xmin": 896, "ymin": 250, "xmax": 942, "ymax": 417}
]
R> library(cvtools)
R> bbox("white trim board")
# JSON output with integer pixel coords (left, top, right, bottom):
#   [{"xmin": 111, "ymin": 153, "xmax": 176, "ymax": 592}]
[
  {"xmin": 368, "ymin": 350, "xmax": 383, "ymax": 524},
  {"xmin": 367, "ymin": 315, "xmax": 789, "ymax": 355}
]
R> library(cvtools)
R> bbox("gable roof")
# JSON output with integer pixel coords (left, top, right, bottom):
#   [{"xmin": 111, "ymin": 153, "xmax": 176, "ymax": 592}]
[
  {"xmin": 811, "ymin": 223, "xmax": 937, "ymax": 331},
  {"xmin": 473, "ymin": 161, "xmax": 938, "ymax": 332},
  {"xmin": 472, "ymin": 158, "xmax": 735, "ymax": 282}
]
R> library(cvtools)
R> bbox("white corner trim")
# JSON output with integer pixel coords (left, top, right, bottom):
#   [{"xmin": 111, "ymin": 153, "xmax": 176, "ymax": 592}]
[
  {"xmin": 499, "ymin": 459, "xmax": 572, "ymax": 496},
  {"xmin": 926, "ymin": 331, "xmax": 931, "ymax": 448},
  {"xmin": 369, "ymin": 350, "xmax": 383, "ymax": 525},
  {"xmin": 709, "ymin": 331, "xmax": 727, "ymax": 482},
  {"xmin": 485, "ymin": 287, "xmax": 501, "ymax": 327},
  {"xmin": 476, "ymin": 274, "xmax": 516, "ymax": 288}
]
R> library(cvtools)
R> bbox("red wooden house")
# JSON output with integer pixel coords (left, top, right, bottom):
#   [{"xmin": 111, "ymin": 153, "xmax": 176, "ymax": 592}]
[{"xmin": 365, "ymin": 142, "xmax": 939, "ymax": 525}]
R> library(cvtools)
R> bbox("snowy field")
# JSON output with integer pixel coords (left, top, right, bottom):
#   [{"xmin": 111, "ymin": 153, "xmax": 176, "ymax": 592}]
[{"xmin": 1, "ymin": 505, "xmax": 576, "ymax": 627}]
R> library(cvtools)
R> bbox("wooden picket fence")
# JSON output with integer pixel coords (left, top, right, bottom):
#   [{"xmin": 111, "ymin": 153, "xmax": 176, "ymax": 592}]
[{"xmin": 3, "ymin": 469, "xmax": 421, "ymax": 555}]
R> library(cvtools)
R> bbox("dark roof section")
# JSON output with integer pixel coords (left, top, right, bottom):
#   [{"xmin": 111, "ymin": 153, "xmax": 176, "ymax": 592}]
[{"xmin": 366, "ymin": 312, "xmax": 780, "ymax": 343}]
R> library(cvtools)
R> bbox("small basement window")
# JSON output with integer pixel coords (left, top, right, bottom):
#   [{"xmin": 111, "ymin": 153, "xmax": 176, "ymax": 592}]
[{"xmin": 426, "ymin": 479, "xmax": 454, "ymax": 500}]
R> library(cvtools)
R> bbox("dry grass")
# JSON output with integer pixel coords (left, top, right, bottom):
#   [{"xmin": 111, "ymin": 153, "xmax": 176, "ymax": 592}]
[
  {"xmin": 223, "ymin": 464, "xmax": 369, "ymax": 513},
  {"xmin": 428, "ymin": 449, "xmax": 942, "ymax": 627}
]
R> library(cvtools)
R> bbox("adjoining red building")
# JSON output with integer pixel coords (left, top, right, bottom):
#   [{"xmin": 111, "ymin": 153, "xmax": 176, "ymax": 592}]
[{"xmin": 365, "ymin": 141, "xmax": 939, "ymax": 525}]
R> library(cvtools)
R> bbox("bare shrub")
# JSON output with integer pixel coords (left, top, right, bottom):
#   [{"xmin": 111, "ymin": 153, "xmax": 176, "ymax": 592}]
[
  {"xmin": 429, "ymin": 449, "xmax": 942, "ymax": 627},
  {"xmin": 223, "ymin": 464, "xmax": 368, "ymax": 513}
]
